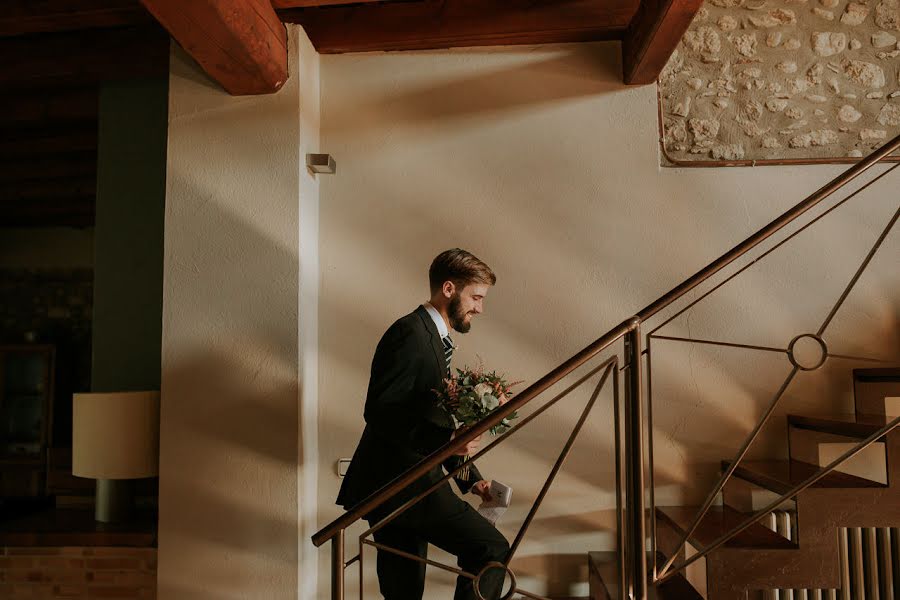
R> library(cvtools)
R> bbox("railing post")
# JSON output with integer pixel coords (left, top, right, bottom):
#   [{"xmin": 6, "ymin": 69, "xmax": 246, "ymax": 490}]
[
  {"xmin": 332, "ymin": 530, "xmax": 345, "ymax": 600},
  {"xmin": 623, "ymin": 325, "xmax": 647, "ymax": 599}
]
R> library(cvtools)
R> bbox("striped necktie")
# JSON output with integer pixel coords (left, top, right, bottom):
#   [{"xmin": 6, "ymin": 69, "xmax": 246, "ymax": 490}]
[{"xmin": 441, "ymin": 334, "xmax": 454, "ymax": 375}]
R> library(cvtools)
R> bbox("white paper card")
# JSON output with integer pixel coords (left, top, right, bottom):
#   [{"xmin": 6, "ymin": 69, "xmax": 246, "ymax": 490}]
[{"xmin": 477, "ymin": 480, "xmax": 512, "ymax": 525}]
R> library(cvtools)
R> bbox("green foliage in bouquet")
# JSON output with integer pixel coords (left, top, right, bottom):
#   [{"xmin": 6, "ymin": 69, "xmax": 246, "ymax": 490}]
[{"xmin": 434, "ymin": 362, "xmax": 522, "ymax": 435}]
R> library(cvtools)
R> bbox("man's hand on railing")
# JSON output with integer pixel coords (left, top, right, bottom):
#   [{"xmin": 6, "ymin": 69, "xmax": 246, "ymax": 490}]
[{"xmin": 470, "ymin": 480, "xmax": 492, "ymax": 502}]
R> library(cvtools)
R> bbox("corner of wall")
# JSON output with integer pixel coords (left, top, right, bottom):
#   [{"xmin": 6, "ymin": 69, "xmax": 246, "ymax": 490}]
[{"xmin": 293, "ymin": 23, "xmax": 323, "ymax": 600}]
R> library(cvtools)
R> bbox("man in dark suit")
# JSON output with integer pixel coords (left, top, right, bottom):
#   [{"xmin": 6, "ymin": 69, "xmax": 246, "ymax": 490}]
[{"xmin": 337, "ymin": 249, "xmax": 510, "ymax": 600}]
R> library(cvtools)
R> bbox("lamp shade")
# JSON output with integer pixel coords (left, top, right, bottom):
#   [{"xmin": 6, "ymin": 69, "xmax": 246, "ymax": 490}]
[{"xmin": 72, "ymin": 391, "xmax": 160, "ymax": 479}]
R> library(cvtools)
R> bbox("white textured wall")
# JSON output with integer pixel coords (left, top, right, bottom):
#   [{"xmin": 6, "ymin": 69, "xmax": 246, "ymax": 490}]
[
  {"xmin": 159, "ymin": 28, "xmax": 307, "ymax": 599},
  {"xmin": 297, "ymin": 27, "xmax": 322, "ymax": 600},
  {"xmin": 316, "ymin": 41, "xmax": 899, "ymax": 598}
]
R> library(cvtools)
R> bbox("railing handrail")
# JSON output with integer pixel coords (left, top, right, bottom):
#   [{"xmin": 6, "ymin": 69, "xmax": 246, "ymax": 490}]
[{"xmin": 311, "ymin": 132, "xmax": 900, "ymax": 549}]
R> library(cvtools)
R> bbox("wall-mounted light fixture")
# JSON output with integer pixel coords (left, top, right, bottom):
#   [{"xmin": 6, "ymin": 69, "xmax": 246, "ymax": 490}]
[{"xmin": 306, "ymin": 153, "xmax": 336, "ymax": 175}]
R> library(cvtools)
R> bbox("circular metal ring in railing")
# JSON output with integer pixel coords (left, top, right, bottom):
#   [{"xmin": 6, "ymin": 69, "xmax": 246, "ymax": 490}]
[
  {"xmin": 787, "ymin": 333, "xmax": 828, "ymax": 371},
  {"xmin": 473, "ymin": 561, "xmax": 516, "ymax": 600}
]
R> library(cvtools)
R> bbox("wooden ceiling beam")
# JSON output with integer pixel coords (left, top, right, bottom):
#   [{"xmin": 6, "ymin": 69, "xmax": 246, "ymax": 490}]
[
  {"xmin": 0, "ymin": 26, "xmax": 168, "ymax": 86},
  {"xmin": 0, "ymin": 88, "xmax": 98, "ymax": 126},
  {"xmin": 0, "ymin": 0, "xmax": 383, "ymax": 38},
  {"xmin": 282, "ymin": 0, "xmax": 633, "ymax": 53},
  {"xmin": 272, "ymin": 0, "xmax": 383, "ymax": 6},
  {"xmin": 0, "ymin": 126, "xmax": 97, "ymax": 159},
  {"xmin": 0, "ymin": 0, "xmax": 153, "ymax": 37},
  {"xmin": 0, "ymin": 196, "xmax": 94, "ymax": 229},
  {"xmin": 1, "ymin": 177, "xmax": 96, "ymax": 202},
  {"xmin": 0, "ymin": 153, "xmax": 97, "ymax": 184},
  {"xmin": 139, "ymin": 0, "xmax": 288, "ymax": 95},
  {"xmin": 622, "ymin": 0, "xmax": 702, "ymax": 84}
]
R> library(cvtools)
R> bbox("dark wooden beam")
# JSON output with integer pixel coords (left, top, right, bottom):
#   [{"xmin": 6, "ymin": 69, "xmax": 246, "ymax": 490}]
[
  {"xmin": 282, "ymin": 0, "xmax": 634, "ymax": 54},
  {"xmin": 1, "ymin": 177, "xmax": 97, "ymax": 202},
  {"xmin": 622, "ymin": 0, "xmax": 702, "ymax": 85},
  {"xmin": 0, "ymin": 0, "xmax": 153, "ymax": 37},
  {"xmin": 0, "ymin": 196, "xmax": 94, "ymax": 228},
  {"xmin": 140, "ymin": 0, "xmax": 288, "ymax": 95},
  {"xmin": 0, "ymin": 88, "xmax": 98, "ymax": 127},
  {"xmin": 0, "ymin": 126, "xmax": 97, "ymax": 159},
  {"xmin": 0, "ymin": 185, "xmax": 95, "ymax": 228},
  {"xmin": 0, "ymin": 153, "xmax": 97, "ymax": 184},
  {"xmin": 272, "ymin": 0, "xmax": 383, "ymax": 6},
  {"xmin": 0, "ymin": 26, "xmax": 169, "ymax": 86}
]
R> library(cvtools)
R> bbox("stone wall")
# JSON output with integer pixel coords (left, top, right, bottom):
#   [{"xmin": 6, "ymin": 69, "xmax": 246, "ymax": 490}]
[{"xmin": 660, "ymin": 0, "xmax": 900, "ymax": 163}]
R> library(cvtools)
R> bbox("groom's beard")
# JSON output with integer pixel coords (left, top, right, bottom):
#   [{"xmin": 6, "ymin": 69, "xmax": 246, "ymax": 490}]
[{"xmin": 448, "ymin": 293, "xmax": 471, "ymax": 333}]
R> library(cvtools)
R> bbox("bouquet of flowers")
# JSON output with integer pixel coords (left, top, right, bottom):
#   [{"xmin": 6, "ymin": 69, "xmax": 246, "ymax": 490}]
[{"xmin": 434, "ymin": 361, "xmax": 522, "ymax": 479}]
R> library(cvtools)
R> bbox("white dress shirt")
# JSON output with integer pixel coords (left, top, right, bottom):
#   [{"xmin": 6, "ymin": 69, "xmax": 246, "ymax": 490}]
[{"xmin": 422, "ymin": 302, "xmax": 450, "ymax": 340}]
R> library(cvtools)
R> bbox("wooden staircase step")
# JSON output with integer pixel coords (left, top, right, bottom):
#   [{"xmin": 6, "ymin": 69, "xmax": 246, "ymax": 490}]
[
  {"xmin": 650, "ymin": 551, "xmax": 704, "ymax": 600},
  {"xmin": 655, "ymin": 506, "xmax": 797, "ymax": 550},
  {"xmin": 587, "ymin": 552, "xmax": 615, "ymax": 600},
  {"xmin": 587, "ymin": 551, "xmax": 702, "ymax": 600},
  {"xmin": 787, "ymin": 413, "xmax": 899, "ymax": 438},
  {"xmin": 723, "ymin": 459, "xmax": 886, "ymax": 494}
]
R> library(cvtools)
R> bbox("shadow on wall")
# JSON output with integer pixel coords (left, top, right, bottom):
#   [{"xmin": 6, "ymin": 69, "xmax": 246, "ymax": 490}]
[
  {"xmin": 646, "ymin": 193, "xmax": 900, "ymax": 505},
  {"xmin": 159, "ymin": 340, "xmax": 300, "ymax": 599},
  {"xmin": 319, "ymin": 35, "xmax": 899, "ymax": 388},
  {"xmin": 316, "ymin": 45, "xmax": 652, "ymax": 371},
  {"xmin": 510, "ymin": 551, "xmax": 593, "ymax": 597},
  {"xmin": 315, "ymin": 40, "xmax": 899, "ymax": 598},
  {"xmin": 319, "ymin": 221, "xmax": 898, "ymax": 597},
  {"xmin": 325, "ymin": 261, "xmax": 898, "ymax": 515},
  {"xmin": 323, "ymin": 45, "xmax": 624, "ymax": 137},
  {"xmin": 158, "ymin": 156, "xmax": 299, "ymax": 597},
  {"xmin": 649, "ymin": 332, "xmax": 900, "ymax": 504}
]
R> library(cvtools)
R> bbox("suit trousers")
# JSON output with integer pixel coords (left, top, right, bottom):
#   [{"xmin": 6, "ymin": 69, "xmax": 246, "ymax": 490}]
[{"xmin": 366, "ymin": 484, "xmax": 510, "ymax": 600}]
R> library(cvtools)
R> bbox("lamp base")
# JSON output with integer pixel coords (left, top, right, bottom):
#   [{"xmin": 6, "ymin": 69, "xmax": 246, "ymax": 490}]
[{"xmin": 95, "ymin": 479, "xmax": 134, "ymax": 523}]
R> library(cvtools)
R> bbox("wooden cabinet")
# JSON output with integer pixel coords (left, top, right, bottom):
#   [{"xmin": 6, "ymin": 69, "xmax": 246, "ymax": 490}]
[{"xmin": 0, "ymin": 345, "xmax": 54, "ymax": 497}]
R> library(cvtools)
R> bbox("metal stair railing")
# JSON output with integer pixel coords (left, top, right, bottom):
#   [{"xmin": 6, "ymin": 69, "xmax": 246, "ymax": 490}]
[{"xmin": 312, "ymin": 132, "xmax": 900, "ymax": 600}]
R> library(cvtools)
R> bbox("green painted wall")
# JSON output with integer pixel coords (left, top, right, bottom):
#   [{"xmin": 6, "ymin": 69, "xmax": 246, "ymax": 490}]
[{"xmin": 91, "ymin": 78, "xmax": 168, "ymax": 392}]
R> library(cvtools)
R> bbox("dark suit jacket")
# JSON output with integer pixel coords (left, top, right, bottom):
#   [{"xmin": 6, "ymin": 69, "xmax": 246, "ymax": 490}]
[{"xmin": 336, "ymin": 305, "xmax": 483, "ymax": 520}]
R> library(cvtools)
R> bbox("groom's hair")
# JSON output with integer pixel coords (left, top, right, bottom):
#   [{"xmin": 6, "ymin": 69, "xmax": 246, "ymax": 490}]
[{"xmin": 429, "ymin": 249, "xmax": 496, "ymax": 294}]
